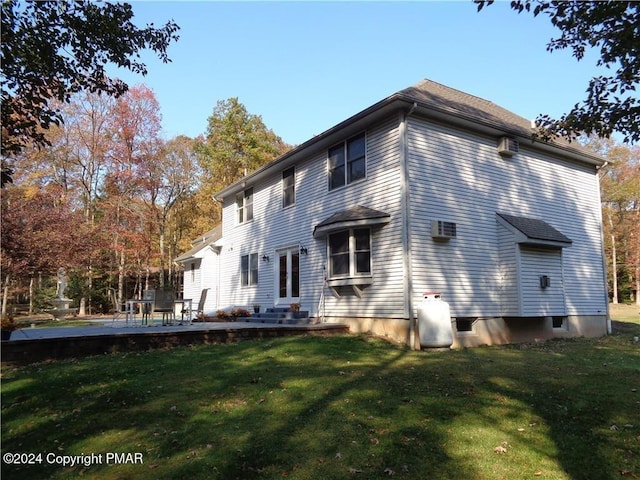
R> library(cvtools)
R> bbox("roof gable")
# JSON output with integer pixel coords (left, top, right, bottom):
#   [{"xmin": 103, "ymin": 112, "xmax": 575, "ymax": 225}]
[{"xmin": 174, "ymin": 225, "xmax": 223, "ymax": 263}]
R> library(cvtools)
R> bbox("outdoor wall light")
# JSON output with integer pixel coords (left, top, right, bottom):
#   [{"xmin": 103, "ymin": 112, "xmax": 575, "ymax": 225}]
[
  {"xmin": 262, "ymin": 254, "xmax": 270, "ymax": 262},
  {"xmin": 299, "ymin": 246, "xmax": 308, "ymax": 255}
]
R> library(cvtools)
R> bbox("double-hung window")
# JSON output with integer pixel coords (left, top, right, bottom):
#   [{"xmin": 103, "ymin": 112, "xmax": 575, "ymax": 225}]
[
  {"xmin": 241, "ymin": 253, "xmax": 258, "ymax": 286},
  {"xmin": 328, "ymin": 133, "xmax": 366, "ymax": 190},
  {"xmin": 236, "ymin": 187, "xmax": 253, "ymax": 224},
  {"xmin": 328, "ymin": 228, "xmax": 371, "ymax": 278},
  {"xmin": 282, "ymin": 167, "xmax": 295, "ymax": 208}
]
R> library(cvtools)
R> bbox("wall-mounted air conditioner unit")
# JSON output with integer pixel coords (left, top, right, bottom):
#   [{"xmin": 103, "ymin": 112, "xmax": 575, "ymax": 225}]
[
  {"xmin": 497, "ymin": 137, "xmax": 519, "ymax": 157},
  {"xmin": 431, "ymin": 220, "xmax": 457, "ymax": 240}
]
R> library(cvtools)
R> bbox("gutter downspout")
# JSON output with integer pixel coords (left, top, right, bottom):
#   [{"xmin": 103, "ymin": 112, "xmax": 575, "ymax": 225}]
[{"xmin": 400, "ymin": 102, "xmax": 418, "ymax": 349}]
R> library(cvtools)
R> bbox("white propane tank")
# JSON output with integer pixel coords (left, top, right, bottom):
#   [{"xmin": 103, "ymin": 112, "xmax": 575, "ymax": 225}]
[{"xmin": 418, "ymin": 292, "xmax": 453, "ymax": 348}]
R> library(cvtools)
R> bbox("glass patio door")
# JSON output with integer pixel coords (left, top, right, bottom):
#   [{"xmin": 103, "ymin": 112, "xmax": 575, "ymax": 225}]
[{"xmin": 277, "ymin": 248, "xmax": 300, "ymax": 305}]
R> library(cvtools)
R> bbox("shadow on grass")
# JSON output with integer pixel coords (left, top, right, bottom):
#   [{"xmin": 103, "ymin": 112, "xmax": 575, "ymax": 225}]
[{"xmin": 1, "ymin": 333, "xmax": 639, "ymax": 479}]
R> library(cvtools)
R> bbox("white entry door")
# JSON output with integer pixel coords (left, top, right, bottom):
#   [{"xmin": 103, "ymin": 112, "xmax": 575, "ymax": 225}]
[{"xmin": 276, "ymin": 248, "xmax": 300, "ymax": 305}]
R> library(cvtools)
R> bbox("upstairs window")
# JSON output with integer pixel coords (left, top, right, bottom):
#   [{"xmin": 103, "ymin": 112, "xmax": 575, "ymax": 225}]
[
  {"xmin": 236, "ymin": 187, "xmax": 253, "ymax": 224},
  {"xmin": 241, "ymin": 253, "xmax": 258, "ymax": 286},
  {"xmin": 328, "ymin": 133, "xmax": 366, "ymax": 191},
  {"xmin": 282, "ymin": 167, "xmax": 295, "ymax": 208},
  {"xmin": 328, "ymin": 228, "xmax": 371, "ymax": 278}
]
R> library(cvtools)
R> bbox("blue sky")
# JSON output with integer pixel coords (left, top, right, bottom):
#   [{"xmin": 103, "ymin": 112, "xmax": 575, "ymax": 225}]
[{"xmin": 114, "ymin": 1, "xmax": 602, "ymax": 146}]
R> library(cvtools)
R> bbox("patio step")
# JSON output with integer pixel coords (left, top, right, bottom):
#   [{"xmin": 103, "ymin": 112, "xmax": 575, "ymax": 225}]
[{"xmin": 238, "ymin": 307, "xmax": 310, "ymax": 324}]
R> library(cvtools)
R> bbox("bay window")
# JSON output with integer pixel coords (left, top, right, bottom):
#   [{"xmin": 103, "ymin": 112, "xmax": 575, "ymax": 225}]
[{"xmin": 328, "ymin": 228, "xmax": 371, "ymax": 278}]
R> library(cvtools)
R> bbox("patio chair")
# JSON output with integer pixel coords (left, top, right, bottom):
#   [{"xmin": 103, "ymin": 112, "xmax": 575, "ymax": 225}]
[
  {"xmin": 189, "ymin": 288, "xmax": 208, "ymax": 322},
  {"xmin": 109, "ymin": 288, "xmax": 127, "ymax": 327},
  {"xmin": 141, "ymin": 289, "xmax": 155, "ymax": 325},
  {"xmin": 154, "ymin": 288, "xmax": 176, "ymax": 326}
]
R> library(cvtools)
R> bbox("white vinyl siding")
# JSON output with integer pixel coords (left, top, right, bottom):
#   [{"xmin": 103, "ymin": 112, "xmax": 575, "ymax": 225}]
[
  {"xmin": 406, "ymin": 116, "xmax": 606, "ymax": 318},
  {"xmin": 218, "ymin": 118, "xmax": 404, "ymax": 317},
  {"xmin": 497, "ymin": 223, "xmax": 519, "ymax": 316},
  {"xmin": 180, "ymin": 251, "xmax": 220, "ymax": 315},
  {"xmin": 182, "ymin": 261, "xmax": 201, "ymax": 305},
  {"xmin": 217, "ymin": 112, "xmax": 604, "ymax": 324},
  {"xmin": 519, "ymin": 246, "xmax": 566, "ymax": 316}
]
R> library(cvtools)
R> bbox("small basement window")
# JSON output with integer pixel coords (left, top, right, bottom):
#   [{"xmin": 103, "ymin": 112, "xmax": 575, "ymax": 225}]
[
  {"xmin": 456, "ymin": 317, "xmax": 475, "ymax": 332},
  {"xmin": 552, "ymin": 316, "xmax": 567, "ymax": 329}
]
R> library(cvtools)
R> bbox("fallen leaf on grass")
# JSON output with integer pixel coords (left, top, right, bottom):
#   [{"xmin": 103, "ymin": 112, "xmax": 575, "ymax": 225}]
[
  {"xmin": 384, "ymin": 467, "xmax": 395, "ymax": 476},
  {"xmin": 494, "ymin": 442, "xmax": 509, "ymax": 454},
  {"xmin": 348, "ymin": 467, "xmax": 363, "ymax": 474}
]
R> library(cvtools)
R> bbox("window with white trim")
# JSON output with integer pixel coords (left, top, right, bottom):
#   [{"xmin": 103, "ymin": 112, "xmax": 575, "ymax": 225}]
[
  {"xmin": 241, "ymin": 253, "xmax": 258, "ymax": 286},
  {"xmin": 328, "ymin": 133, "xmax": 366, "ymax": 190},
  {"xmin": 236, "ymin": 187, "xmax": 253, "ymax": 224},
  {"xmin": 282, "ymin": 167, "xmax": 295, "ymax": 208},
  {"xmin": 328, "ymin": 228, "xmax": 371, "ymax": 278}
]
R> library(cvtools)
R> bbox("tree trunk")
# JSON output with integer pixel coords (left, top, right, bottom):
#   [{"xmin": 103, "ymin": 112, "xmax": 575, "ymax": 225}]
[
  {"xmin": 2, "ymin": 273, "xmax": 10, "ymax": 316},
  {"xmin": 611, "ymin": 233, "xmax": 618, "ymax": 304},
  {"xmin": 636, "ymin": 266, "xmax": 640, "ymax": 306},
  {"xmin": 29, "ymin": 275, "xmax": 34, "ymax": 315},
  {"xmin": 118, "ymin": 250, "xmax": 125, "ymax": 303},
  {"xmin": 607, "ymin": 212, "xmax": 618, "ymax": 304},
  {"xmin": 159, "ymin": 224, "xmax": 166, "ymax": 287},
  {"xmin": 636, "ymin": 207, "xmax": 640, "ymax": 306}
]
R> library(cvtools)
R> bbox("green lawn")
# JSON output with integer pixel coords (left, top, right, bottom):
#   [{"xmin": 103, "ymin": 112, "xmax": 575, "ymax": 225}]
[
  {"xmin": 610, "ymin": 302, "xmax": 640, "ymax": 324},
  {"xmin": 1, "ymin": 316, "xmax": 639, "ymax": 479}
]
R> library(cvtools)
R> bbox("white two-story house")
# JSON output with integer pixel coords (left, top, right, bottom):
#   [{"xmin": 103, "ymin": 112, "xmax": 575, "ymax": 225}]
[{"xmin": 212, "ymin": 79, "xmax": 609, "ymax": 347}]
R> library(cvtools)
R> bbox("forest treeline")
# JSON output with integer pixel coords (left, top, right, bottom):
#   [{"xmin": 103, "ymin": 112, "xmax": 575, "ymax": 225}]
[{"xmin": 0, "ymin": 88, "xmax": 290, "ymax": 315}]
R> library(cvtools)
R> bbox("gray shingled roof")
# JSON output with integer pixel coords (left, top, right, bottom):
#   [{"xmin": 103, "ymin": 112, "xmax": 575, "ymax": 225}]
[
  {"xmin": 316, "ymin": 206, "xmax": 390, "ymax": 228},
  {"xmin": 314, "ymin": 206, "xmax": 391, "ymax": 237},
  {"xmin": 174, "ymin": 225, "xmax": 223, "ymax": 263},
  {"xmin": 497, "ymin": 213, "xmax": 572, "ymax": 245},
  {"xmin": 400, "ymin": 79, "xmax": 535, "ymax": 138}
]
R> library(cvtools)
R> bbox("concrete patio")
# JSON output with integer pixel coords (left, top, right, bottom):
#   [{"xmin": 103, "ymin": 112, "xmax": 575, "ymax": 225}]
[{"xmin": 1, "ymin": 318, "xmax": 349, "ymax": 365}]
